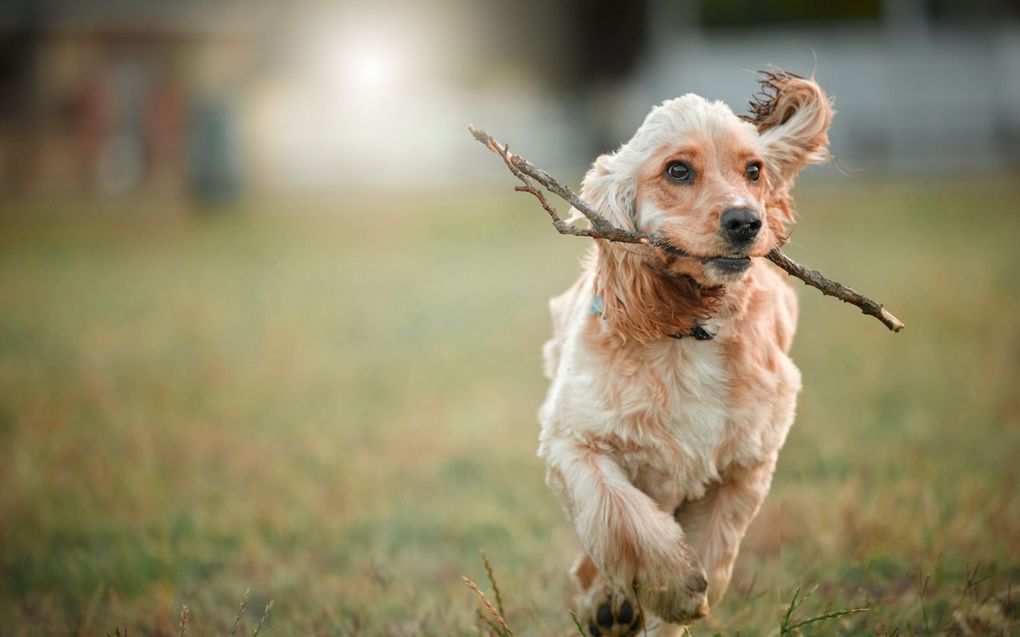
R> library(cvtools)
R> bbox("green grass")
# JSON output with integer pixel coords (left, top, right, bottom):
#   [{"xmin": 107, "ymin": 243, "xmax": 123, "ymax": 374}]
[{"xmin": 0, "ymin": 175, "xmax": 1018, "ymax": 635}]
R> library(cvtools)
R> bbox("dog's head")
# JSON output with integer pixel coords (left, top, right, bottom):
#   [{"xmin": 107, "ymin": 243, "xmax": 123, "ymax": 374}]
[{"xmin": 583, "ymin": 71, "xmax": 833, "ymax": 287}]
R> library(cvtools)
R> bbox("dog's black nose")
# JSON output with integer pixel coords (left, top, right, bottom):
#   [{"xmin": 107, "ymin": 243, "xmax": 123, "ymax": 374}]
[{"xmin": 720, "ymin": 208, "xmax": 762, "ymax": 246}]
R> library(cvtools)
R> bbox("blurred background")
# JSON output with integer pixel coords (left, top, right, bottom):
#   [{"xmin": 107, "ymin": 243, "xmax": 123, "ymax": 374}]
[
  {"xmin": 0, "ymin": 1, "xmax": 1018, "ymax": 635},
  {"xmin": 3, "ymin": 0, "xmax": 1020, "ymax": 196}
]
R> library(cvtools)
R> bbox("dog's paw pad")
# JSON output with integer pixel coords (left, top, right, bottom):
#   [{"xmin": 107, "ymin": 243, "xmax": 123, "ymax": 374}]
[{"xmin": 586, "ymin": 598, "xmax": 642, "ymax": 637}]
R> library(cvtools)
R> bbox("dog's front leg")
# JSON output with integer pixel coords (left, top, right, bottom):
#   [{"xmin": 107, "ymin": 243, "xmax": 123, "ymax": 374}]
[
  {"xmin": 541, "ymin": 435, "xmax": 709, "ymax": 624},
  {"xmin": 675, "ymin": 458, "xmax": 777, "ymax": 607}
]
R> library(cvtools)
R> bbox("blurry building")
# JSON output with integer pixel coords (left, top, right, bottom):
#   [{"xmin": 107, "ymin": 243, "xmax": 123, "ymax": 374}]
[
  {"xmin": 501, "ymin": 0, "xmax": 1020, "ymax": 175},
  {"xmin": 633, "ymin": 0, "xmax": 1020, "ymax": 172},
  {"xmin": 0, "ymin": 0, "xmax": 256, "ymax": 200}
]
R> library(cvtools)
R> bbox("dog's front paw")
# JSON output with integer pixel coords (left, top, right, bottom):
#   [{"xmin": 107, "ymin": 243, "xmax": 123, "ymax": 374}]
[
  {"xmin": 635, "ymin": 545, "xmax": 709, "ymax": 625},
  {"xmin": 577, "ymin": 577, "xmax": 644, "ymax": 637}
]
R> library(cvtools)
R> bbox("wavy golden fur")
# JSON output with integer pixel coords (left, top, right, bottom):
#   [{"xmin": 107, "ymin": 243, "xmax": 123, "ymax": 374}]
[{"xmin": 538, "ymin": 71, "xmax": 833, "ymax": 636}]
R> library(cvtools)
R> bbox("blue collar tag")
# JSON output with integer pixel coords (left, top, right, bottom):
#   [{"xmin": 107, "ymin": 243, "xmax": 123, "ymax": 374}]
[{"xmin": 590, "ymin": 295, "xmax": 605, "ymax": 316}]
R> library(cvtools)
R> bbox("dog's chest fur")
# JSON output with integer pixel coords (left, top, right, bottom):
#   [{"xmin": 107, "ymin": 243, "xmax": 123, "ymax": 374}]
[
  {"xmin": 615, "ymin": 338, "xmax": 734, "ymax": 507},
  {"xmin": 612, "ymin": 333, "xmax": 797, "ymax": 512},
  {"xmin": 540, "ymin": 266, "xmax": 801, "ymax": 514}
]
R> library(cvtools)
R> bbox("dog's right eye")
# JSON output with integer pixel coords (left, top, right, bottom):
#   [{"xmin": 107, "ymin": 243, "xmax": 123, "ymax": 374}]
[{"xmin": 665, "ymin": 161, "xmax": 693, "ymax": 183}]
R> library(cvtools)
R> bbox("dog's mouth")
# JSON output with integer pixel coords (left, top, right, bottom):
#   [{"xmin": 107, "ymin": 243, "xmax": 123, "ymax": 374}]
[
  {"xmin": 659, "ymin": 241, "xmax": 755, "ymax": 275},
  {"xmin": 702, "ymin": 256, "xmax": 752, "ymax": 274}
]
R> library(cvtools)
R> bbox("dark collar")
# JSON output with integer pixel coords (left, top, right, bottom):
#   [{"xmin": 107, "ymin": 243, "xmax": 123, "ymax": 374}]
[
  {"xmin": 669, "ymin": 326, "xmax": 714, "ymax": 341},
  {"xmin": 591, "ymin": 295, "xmax": 715, "ymax": 342}
]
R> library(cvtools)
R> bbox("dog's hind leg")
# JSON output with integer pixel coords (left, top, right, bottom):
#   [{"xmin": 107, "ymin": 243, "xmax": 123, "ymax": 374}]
[{"xmin": 674, "ymin": 458, "xmax": 777, "ymax": 607}]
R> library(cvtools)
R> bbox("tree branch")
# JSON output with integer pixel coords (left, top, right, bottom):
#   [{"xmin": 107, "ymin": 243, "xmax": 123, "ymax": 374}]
[
  {"xmin": 468, "ymin": 124, "xmax": 904, "ymax": 333},
  {"xmin": 763, "ymin": 249, "xmax": 904, "ymax": 332}
]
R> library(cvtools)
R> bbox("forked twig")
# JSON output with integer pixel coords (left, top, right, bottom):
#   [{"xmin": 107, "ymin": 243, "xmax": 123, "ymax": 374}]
[
  {"xmin": 469, "ymin": 125, "xmax": 683, "ymax": 254},
  {"xmin": 468, "ymin": 125, "xmax": 904, "ymax": 332}
]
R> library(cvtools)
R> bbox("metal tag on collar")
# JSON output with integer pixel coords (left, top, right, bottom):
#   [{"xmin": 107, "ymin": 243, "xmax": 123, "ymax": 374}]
[{"xmin": 590, "ymin": 295, "xmax": 605, "ymax": 316}]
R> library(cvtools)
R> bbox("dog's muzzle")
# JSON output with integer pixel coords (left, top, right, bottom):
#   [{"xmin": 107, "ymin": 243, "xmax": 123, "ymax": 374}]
[{"xmin": 703, "ymin": 255, "xmax": 752, "ymax": 274}]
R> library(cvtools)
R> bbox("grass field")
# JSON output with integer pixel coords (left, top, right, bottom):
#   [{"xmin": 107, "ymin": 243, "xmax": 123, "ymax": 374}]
[{"xmin": 1, "ymin": 175, "xmax": 1018, "ymax": 636}]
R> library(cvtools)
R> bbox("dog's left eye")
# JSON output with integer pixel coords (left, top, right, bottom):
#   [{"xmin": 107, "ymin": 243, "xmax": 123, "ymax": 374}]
[
  {"xmin": 666, "ymin": 161, "xmax": 693, "ymax": 183},
  {"xmin": 746, "ymin": 162, "xmax": 762, "ymax": 182}
]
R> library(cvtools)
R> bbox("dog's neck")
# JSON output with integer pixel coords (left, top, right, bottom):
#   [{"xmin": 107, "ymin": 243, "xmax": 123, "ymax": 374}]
[{"xmin": 593, "ymin": 243, "xmax": 727, "ymax": 345}]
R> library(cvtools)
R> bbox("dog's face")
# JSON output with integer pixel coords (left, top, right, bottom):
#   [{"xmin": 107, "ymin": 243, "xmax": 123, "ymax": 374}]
[
  {"xmin": 584, "ymin": 75, "xmax": 833, "ymax": 288},
  {"xmin": 633, "ymin": 119, "xmax": 776, "ymax": 285}
]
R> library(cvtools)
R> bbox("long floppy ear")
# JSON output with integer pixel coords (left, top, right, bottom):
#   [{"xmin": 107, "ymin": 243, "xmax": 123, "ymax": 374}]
[
  {"xmin": 573, "ymin": 153, "xmax": 637, "ymax": 231},
  {"xmin": 745, "ymin": 70, "xmax": 834, "ymax": 225},
  {"xmin": 579, "ymin": 154, "xmax": 722, "ymax": 344}
]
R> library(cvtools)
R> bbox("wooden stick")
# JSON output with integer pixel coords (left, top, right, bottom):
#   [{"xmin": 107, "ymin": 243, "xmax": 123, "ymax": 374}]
[{"xmin": 468, "ymin": 124, "xmax": 904, "ymax": 333}]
